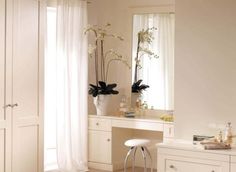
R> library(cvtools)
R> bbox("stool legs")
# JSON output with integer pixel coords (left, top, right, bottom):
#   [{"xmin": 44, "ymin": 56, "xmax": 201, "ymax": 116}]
[
  {"xmin": 144, "ymin": 146, "xmax": 153, "ymax": 172},
  {"xmin": 124, "ymin": 147, "xmax": 134, "ymax": 172},
  {"xmin": 124, "ymin": 146, "xmax": 152, "ymax": 172},
  {"xmin": 132, "ymin": 147, "xmax": 137, "ymax": 172},
  {"xmin": 141, "ymin": 147, "xmax": 147, "ymax": 172}
]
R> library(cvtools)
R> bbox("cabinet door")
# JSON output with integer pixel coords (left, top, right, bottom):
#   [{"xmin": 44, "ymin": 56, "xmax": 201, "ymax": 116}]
[
  {"xmin": 89, "ymin": 130, "xmax": 112, "ymax": 164},
  {"xmin": 166, "ymin": 159, "xmax": 222, "ymax": 172},
  {"xmin": 10, "ymin": 0, "xmax": 44, "ymax": 172}
]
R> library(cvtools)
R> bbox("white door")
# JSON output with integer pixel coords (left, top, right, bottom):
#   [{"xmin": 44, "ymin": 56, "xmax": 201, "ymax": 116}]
[
  {"xmin": 0, "ymin": 0, "xmax": 6, "ymax": 171},
  {"xmin": 11, "ymin": 0, "xmax": 44, "ymax": 172},
  {"xmin": 0, "ymin": 0, "xmax": 12, "ymax": 171},
  {"xmin": 89, "ymin": 130, "xmax": 112, "ymax": 164}
]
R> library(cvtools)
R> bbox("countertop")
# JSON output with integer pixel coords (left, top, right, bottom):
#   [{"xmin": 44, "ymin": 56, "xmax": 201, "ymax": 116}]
[
  {"xmin": 89, "ymin": 114, "xmax": 173, "ymax": 124},
  {"xmin": 157, "ymin": 139, "xmax": 236, "ymax": 156}
]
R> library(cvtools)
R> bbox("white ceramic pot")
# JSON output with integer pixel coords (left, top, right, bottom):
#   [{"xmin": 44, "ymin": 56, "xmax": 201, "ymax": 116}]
[
  {"xmin": 131, "ymin": 92, "xmax": 141, "ymax": 108},
  {"xmin": 93, "ymin": 95, "xmax": 111, "ymax": 115}
]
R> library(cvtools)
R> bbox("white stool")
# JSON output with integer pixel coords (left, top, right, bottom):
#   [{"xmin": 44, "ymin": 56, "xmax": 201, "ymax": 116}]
[{"xmin": 124, "ymin": 139, "xmax": 153, "ymax": 172}]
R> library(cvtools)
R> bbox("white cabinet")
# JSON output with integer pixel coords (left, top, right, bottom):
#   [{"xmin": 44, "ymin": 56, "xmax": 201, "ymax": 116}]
[
  {"xmin": 88, "ymin": 117, "xmax": 113, "ymax": 171},
  {"xmin": 88, "ymin": 115, "xmax": 175, "ymax": 171},
  {"xmin": 0, "ymin": 0, "xmax": 45, "ymax": 172},
  {"xmin": 89, "ymin": 130, "xmax": 112, "ymax": 164},
  {"xmin": 158, "ymin": 144, "xmax": 230, "ymax": 172}
]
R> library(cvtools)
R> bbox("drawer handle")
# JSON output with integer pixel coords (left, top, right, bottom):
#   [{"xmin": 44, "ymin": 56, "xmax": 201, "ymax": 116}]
[
  {"xmin": 11, "ymin": 103, "xmax": 18, "ymax": 108},
  {"xmin": 107, "ymin": 138, "xmax": 110, "ymax": 142},
  {"xmin": 211, "ymin": 171, "xmax": 215, "ymax": 172},
  {"xmin": 96, "ymin": 122, "xmax": 99, "ymax": 126},
  {"xmin": 3, "ymin": 103, "xmax": 18, "ymax": 109},
  {"xmin": 3, "ymin": 104, "xmax": 11, "ymax": 109},
  {"xmin": 169, "ymin": 165, "xmax": 175, "ymax": 169}
]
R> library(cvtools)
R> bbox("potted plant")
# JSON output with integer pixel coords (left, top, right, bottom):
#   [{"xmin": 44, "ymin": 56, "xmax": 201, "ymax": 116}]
[
  {"xmin": 85, "ymin": 23, "xmax": 130, "ymax": 115},
  {"xmin": 131, "ymin": 27, "xmax": 158, "ymax": 107},
  {"xmin": 132, "ymin": 27, "xmax": 158, "ymax": 90}
]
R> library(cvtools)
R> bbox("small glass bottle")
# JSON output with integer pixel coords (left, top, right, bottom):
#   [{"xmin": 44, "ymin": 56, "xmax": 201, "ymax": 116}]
[
  {"xmin": 142, "ymin": 101, "xmax": 148, "ymax": 109},
  {"xmin": 217, "ymin": 131, "xmax": 223, "ymax": 143},
  {"xmin": 119, "ymin": 95, "xmax": 127, "ymax": 115},
  {"xmin": 135, "ymin": 94, "xmax": 142, "ymax": 115},
  {"xmin": 224, "ymin": 122, "xmax": 233, "ymax": 146}
]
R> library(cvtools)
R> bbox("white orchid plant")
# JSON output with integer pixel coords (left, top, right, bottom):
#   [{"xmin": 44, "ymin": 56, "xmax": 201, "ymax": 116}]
[
  {"xmin": 132, "ymin": 27, "xmax": 159, "ymax": 93},
  {"xmin": 85, "ymin": 23, "xmax": 130, "ymax": 97}
]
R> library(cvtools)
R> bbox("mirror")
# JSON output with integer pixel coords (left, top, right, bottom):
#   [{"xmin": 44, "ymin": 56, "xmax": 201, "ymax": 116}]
[{"xmin": 131, "ymin": 13, "xmax": 175, "ymax": 110}]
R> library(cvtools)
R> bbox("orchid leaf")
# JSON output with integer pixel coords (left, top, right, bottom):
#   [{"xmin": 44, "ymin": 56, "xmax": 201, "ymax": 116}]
[{"xmin": 88, "ymin": 81, "xmax": 119, "ymax": 97}]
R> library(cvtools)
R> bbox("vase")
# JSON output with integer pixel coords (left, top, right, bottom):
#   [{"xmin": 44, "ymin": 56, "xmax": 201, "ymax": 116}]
[
  {"xmin": 93, "ymin": 95, "xmax": 111, "ymax": 115},
  {"xmin": 131, "ymin": 92, "xmax": 141, "ymax": 108}
]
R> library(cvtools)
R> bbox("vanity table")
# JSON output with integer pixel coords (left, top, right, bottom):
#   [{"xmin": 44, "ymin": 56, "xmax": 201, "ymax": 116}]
[
  {"xmin": 88, "ymin": 114, "xmax": 174, "ymax": 171},
  {"xmin": 157, "ymin": 141, "xmax": 236, "ymax": 172}
]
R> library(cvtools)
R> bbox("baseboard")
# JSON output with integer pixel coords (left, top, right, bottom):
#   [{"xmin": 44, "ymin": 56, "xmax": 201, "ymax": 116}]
[{"xmin": 88, "ymin": 161, "xmax": 113, "ymax": 171}]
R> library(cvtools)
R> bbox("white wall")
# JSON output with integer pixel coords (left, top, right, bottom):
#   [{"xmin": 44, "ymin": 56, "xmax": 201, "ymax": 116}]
[
  {"xmin": 175, "ymin": 0, "xmax": 236, "ymax": 140},
  {"xmin": 87, "ymin": 0, "xmax": 175, "ymax": 114},
  {"xmin": 88, "ymin": 0, "xmax": 236, "ymax": 141}
]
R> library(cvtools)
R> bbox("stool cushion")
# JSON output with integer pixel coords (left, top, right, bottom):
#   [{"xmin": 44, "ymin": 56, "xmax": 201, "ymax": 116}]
[{"xmin": 124, "ymin": 139, "xmax": 151, "ymax": 147}]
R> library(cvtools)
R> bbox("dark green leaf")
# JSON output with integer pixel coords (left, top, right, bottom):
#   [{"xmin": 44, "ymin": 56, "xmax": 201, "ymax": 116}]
[{"xmin": 99, "ymin": 81, "xmax": 107, "ymax": 89}]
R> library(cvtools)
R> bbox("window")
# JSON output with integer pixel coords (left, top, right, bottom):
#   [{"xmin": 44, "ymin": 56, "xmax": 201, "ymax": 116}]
[{"xmin": 44, "ymin": 7, "xmax": 58, "ymax": 171}]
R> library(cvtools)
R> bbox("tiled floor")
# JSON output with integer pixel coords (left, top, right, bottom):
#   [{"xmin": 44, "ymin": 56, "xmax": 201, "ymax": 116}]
[{"xmin": 89, "ymin": 167, "xmax": 157, "ymax": 172}]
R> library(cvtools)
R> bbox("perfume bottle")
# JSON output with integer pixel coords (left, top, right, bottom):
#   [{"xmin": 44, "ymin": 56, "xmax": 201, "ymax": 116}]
[
  {"xmin": 142, "ymin": 101, "xmax": 148, "ymax": 109},
  {"xmin": 217, "ymin": 131, "xmax": 223, "ymax": 143},
  {"xmin": 119, "ymin": 95, "xmax": 127, "ymax": 115},
  {"xmin": 224, "ymin": 122, "xmax": 233, "ymax": 146}
]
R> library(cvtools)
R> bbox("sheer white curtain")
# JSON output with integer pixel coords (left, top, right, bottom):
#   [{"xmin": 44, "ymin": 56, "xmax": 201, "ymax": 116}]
[
  {"xmin": 56, "ymin": 0, "xmax": 88, "ymax": 171},
  {"xmin": 132, "ymin": 14, "xmax": 175, "ymax": 110}
]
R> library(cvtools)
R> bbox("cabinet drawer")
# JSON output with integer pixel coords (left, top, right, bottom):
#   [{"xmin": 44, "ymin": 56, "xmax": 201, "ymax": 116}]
[
  {"xmin": 88, "ymin": 117, "xmax": 111, "ymax": 131},
  {"xmin": 166, "ymin": 159, "xmax": 222, "ymax": 172},
  {"xmin": 163, "ymin": 124, "xmax": 174, "ymax": 138}
]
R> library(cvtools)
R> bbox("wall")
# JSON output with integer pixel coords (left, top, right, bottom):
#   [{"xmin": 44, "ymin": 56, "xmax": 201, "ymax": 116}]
[
  {"xmin": 87, "ymin": 0, "xmax": 175, "ymax": 114},
  {"xmin": 87, "ymin": 1, "xmax": 174, "ymax": 168},
  {"xmin": 175, "ymin": 0, "xmax": 236, "ymax": 140},
  {"xmin": 88, "ymin": 0, "xmax": 236, "ymax": 142}
]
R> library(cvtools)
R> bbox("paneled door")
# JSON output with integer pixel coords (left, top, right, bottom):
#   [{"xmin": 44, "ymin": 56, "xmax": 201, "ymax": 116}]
[
  {"xmin": 0, "ymin": 0, "xmax": 6, "ymax": 171},
  {"xmin": 0, "ymin": 0, "xmax": 11, "ymax": 171},
  {"xmin": 11, "ymin": 0, "xmax": 44, "ymax": 172}
]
